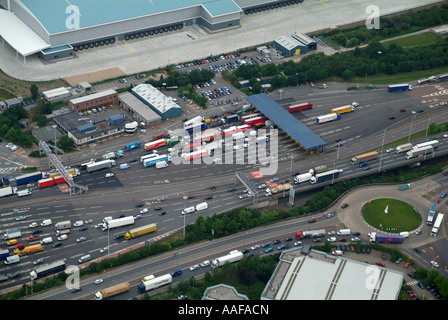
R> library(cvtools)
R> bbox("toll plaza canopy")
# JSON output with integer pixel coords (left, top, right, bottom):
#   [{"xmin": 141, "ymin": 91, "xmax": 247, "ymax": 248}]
[{"xmin": 246, "ymin": 94, "xmax": 327, "ymax": 151}]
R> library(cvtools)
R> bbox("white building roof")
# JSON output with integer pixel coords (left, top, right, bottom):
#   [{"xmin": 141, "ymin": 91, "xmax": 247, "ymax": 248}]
[
  {"xmin": 42, "ymin": 87, "xmax": 71, "ymax": 98},
  {"xmin": 262, "ymin": 249, "xmax": 404, "ymax": 300},
  {"xmin": 274, "ymin": 35, "xmax": 303, "ymax": 51},
  {"xmin": 0, "ymin": 9, "xmax": 50, "ymax": 56},
  {"xmin": 69, "ymin": 89, "xmax": 117, "ymax": 105},
  {"xmin": 132, "ymin": 84, "xmax": 181, "ymax": 115}
]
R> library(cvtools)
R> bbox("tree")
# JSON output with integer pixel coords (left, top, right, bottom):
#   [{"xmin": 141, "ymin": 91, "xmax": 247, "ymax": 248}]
[
  {"xmin": 57, "ymin": 136, "xmax": 76, "ymax": 152},
  {"xmin": 30, "ymin": 84, "xmax": 39, "ymax": 100}
]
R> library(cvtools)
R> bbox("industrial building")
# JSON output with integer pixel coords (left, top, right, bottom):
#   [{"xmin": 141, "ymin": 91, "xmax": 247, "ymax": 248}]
[
  {"xmin": 42, "ymin": 87, "xmax": 72, "ymax": 102},
  {"xmin": 246, "ymin": 93, "xmax": 327, "ymax": 151},
  {"xmin": 131, "ymin": 84, "xmax": 182, "ymax": 121},
  {"xmin": 68, "ymin": 89, "xmax": 118, "ymax": 112},
  {"xmin": 0, "ymin": 0, "xmax": 306, "ymax": 62},
  {"xmin": 261, "ymin": 248, "xmax": 404, "ymax": 300},
  {"xmin": 118, "ymin": 92, "xmax": 163, "ymax": 125},
  {"xmin": 274, "ymin": 32, "xmax": 317, "ymax": 57}
]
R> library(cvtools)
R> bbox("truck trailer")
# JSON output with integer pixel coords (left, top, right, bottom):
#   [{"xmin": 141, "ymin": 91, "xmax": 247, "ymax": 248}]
[
  {"xmin": 431, "ymin": 213, "xmax": 444, "ymax": 237},
  {"xmin": 102, "ymin": 216, "xmax": 135, "ymax": 231},
  {"xmin": 124, "ymin": 223, "xmax": 157, "ymax": 240},
  {"xmin": 296, "ymin": 229, "xmax": 326, "ymax": 239},
  {"xmin": 351, "ymin": 151, "xmax": 378, "ymax": 165},
  {"xmin": 397, "ymin": 184, "xmax": 412, "ymax": 191},
  {"xmin": 330, "ymin": 105, "xmax": 355, "ymax": 114},
  {"xmin": 0, "ymin": 250, "xmax": 10, "ymax": 260},
  {"xmin": 38, "ymin": 177, "xmax": 55, "ymax": 188},
  {"xmin": 211, "ymin": 250, "xmax": 243, "ymax": 269},
  {"xmin": 102, "ymin": 152, "xmax": 117, "ymax": 160},
  {"xmin": 388, "ymin": 84, "xmax": 412, "ymax": 92},
  {"xmin": 395, "ymin": 143, "xmax": 413, "ymax": 154},
  {"xmin": 94, "ymin": 282, "xmax": 131, "ymax": 300},
  {"xmin": 405, "ymin": 145, "xmax": 433, "ymax": 159},
  {"xmin": 14, "ymin": 244, "xmax": 44, "ymax": 255},
  {"xmin": 0, "ymin": 186, "xmax": 17, "ymax": 198},
  {"xmin": 86, "ymin": 159, "xmax": 116, "ymax": 173},
  {"xmin": 138, "ymin": 274, "xmax": 173, "ymax": 294},
  {"xmin": 316, "ymin": 113, "xmax": 341, "ymax": 124},
  {"xmin": 368, "ymin": 232, "xmax": 404, "ymax": 244},
  {"xmin": 310, "ymin": 169, "xmax": 340, "ymax": 184},
  {"xmin": 124, "ymin": 141, "xmax": 141, "ymax": 151},
  {"xmin": 288, "ymin": 102, "xmax": 313, "ymax": 113},
  {"xmin": 54, "ymin": 220, "xmax": 71, "ymax": 230},
  {"xmin": 294, "ymin": 172, "xmax": 313, "ymax": 184},
  {"xmin": 265, "ymin": 183, "xmax": 292, "ymax": 196},
  {"xmin": 30, "ymin": 260, "xmax": 66, "ymax": 280},
  {"xmin": 14, "ymin": 172, "xmax": 44, "ymax": 185}
]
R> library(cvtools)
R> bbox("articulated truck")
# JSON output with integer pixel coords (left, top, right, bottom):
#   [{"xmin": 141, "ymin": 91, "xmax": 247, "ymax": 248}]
[
  {"xmin": 30, "ymin": 260, "xmax": 66, "ymax": 280},
  {"xmin": 211, "ymin": 250, "xmax": 243, "ymax": 269},
  {"xmin": 124, "ymin": 223, "xmax": 157, "ymax": 240},
  {"xmin": 94, "ymin": 282, "xmax": 130, "ymax": 300},
  {"xmin": 405, "ymin": 145, "xmax": 433, "ymax": 159},
  {"xmin": 86, "ymin": 159, "xmax": 116, "ymax": 173},
  {"xmin": 330, "ymin": 105, "xmax": 355, "ymax": 114},
  {"xmin": 102, "ymin": 216, "xmax": 135, "ymax": 231},
  {"xmin": 14, "ymin": 244, "xmax": 44, "ymax": 255},
  {"xmin": 351, "ymin": 151, "xmax": 378, "ymax": 165},
  {"xmin": 310, "ymin": 169, "xmax": 340, "ymax": 184},
  {"xmin": 368, "ymin": 232, "xmax": 404, "ymax": 244},
  {"xmin": 296, "ymin": 229, "xmax": 326, "ymax": 240},
  {"xmin": 0, "ymin": 186, "xmax": 17, "ymax": 198},
  {"xmin": 316, "ymin": 113, "xmax": 341, "ymax": 124},
  {"xmin": 265, "ymin": 183, "xmax": 292, "ymax": 196},
  {"xmin": 395, "ymin": 143, "xmax": 413, "ymax": 154},
  {"xmin": 388, "ymin": 84, "xmax": 412, "ymax": 92},
  {"xmin": 14, "ymin": 171, "xmax": 47, "ymax": 185}
]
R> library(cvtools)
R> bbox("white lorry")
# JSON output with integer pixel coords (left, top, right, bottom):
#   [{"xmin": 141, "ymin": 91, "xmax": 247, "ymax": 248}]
[
  {"xmin": 17, "ymin": 189, "xmax": 32, "ymax": 197},
  {"xmin": 195, "ymin": 202, "xmax": 208, "ymax": 212},
  {"xmin": 336, "ymin": 229, "xmax": 351, "ymax": 236},
  {"xmin": 294, "ymin": 172, "xmax": 313, "ymax": 184},
  {"xmin": 102, "ymin": 216, "xmax": 135, "ymax": 231},
  {"xmin": 211, "ymin": 250, "xmax": 243, "ymax": 269}
]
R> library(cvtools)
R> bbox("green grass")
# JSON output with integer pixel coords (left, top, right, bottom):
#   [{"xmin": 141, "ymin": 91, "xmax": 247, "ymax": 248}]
[
  {"xmin": 362, "ymin": 198, "xmax": 422, "ymax": 232},
  {"xmin": 382, "ymin": 32, "xmax": 445, "ymax": 49}
]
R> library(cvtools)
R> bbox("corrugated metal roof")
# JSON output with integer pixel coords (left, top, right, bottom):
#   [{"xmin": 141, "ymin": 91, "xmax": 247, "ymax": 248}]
[
  {"xmin": 19, "ymin": 0, "xmax": 242, "ymax": 34},
  {"xmin": 246, "ymin": 94, "xmax": 327, "ymax": 151}
]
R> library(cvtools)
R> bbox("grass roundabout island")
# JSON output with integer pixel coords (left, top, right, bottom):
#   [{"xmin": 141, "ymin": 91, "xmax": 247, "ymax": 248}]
[{"xmin": 362, "ymin": 198, "xmax": 422, "ymax": 233}]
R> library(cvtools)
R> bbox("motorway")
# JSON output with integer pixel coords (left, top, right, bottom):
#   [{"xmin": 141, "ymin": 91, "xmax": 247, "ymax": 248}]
[{"xmin": 1, "ymin": 80, "xmax": 448, "ymax": 296}]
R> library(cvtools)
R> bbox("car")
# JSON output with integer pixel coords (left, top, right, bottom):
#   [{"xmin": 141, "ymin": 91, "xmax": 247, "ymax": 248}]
[
  {"xmin": 435, "ymin": 198, "xmax": 440, "ymax": 204},
  {"xmin": 308, "ymin": 219, "xmax": 316, "ymax": 223},
  {"xmin": 400, "ymin": 109, "xmax": 406, "ymax": 112},
  {"xmin": 359, "ymin": 162, "xmax": 368, "ymax": 168},
  {"xmin": 183, "ymin": 195, "xmax": 195, "ymax": 199},
  {"xmin": 76, "ymin": 237, "xmax": 87, "ymax": 242},
  {"xmin": 189, "ymin": 264, "xmax": 200, "ymax": 271},
  {"xmin": 57, "ymin": 234, "xmax": 68, "ymax": 241},
  {"xmin": 326, "ymin": 213, "xmax": 334, "ymax": 218},
  {"xmin": 153, "ymin": 206, "xmax": 162, "ymax": 211},
  {"xmin": 105, "ymin": 173, "xmax": 114, "ymax": 178},
  {"xmin": 395, "ymin": 257, "xmax": 403, "ymax": 264},
  {"xmin": 33, "ymin": 258, "xmax": 44, "ymax": 265},
  {"xmin": 135, "ymin": 202, "xmax": 144, "ymax": 207},
  {"xmin": 271, "ymin": 240, "xmax": 281, "ymax": 245},
  {"xmin": 133, "ymin": 214, "xmax": 142, "ymax": 220},
  {"xmin": 74, "ymin": 220, "xmax": 84, "ymax": 227},
  {"xmin": 270, "ymin": 177, "xmax": 279, "ymax": 182},
  {"xmin": 284, "ymin": 237, "xmax": 293, "ymax": 242},
  {"xmin": 130, "ymin": 159, "xmax": 138, "ymax": 163},
  {"xmin": 417, "ymin": 282, "xmax": 425, "ymax": 289},
  {"xmin": 15, "ymin": 215, "xmax": 26, "ymax": 221},
  {"xmin": 178, "ymin": 294, "xmax": 188, "ymax": 300},
  {"xmin": 79, "ymin": 227, "xmax": 88, "ymax": 231},
  {"xmin": 339, "ymin": 238, "xmax": 346, "ymax": 242},
  {"xmin": 239, "ymin": 194, "xmax": 249, "ymax": 199},
  {"xmin": 362, "ymin": 166, "xmax": 371, "ymax": 171},
  {"xmin": 341, "ymin": 203, "xmax": 349, "ymax": 209},
  {"xmin": 386, "ymin": 148, "xmax": 395, "ymax": 153},
  {"xmin": 408, "ymin": 272, "xmax": 415, "ymax": 278},
  {"xmin": 294, "ymin": 241, "xmax": 302, "ymax": 246},
  {"xmin": 94, "ymin": 279, "xmax": 103, "ymax": 285},
  {"xmin": 26, "ymin": 183, "xmax": 35, "ymax": 188},
  {"xmin": 441, "ymin": 192, "xmax": 447, "ymax": 198},
  {"xmin": 328, "ymin": 231, "xmax": 336, "ymax": 236},
  {"xmin": 227, "ymin": 187, "xmax": 236, "ymax": 192},
  {"xmin": 100, "ymin": 247, "xmax": 108, "ymax": 254},
  {"xmin": 205, "ymin": 195, "xmax": 213, "ymax": 200},
  {"xmin": 71, "ymin": 287, "xmax": 82, "ymax": 293},
  {"xmin": 84, "ymin": 219, "xmax": 93, "ymax": 224},
  {"xmin": 265, "ymin": 247, "xmax": 273, "ymax": 253},
  {"xmin": 404, "ymin": 262, "xmax": 410, "ymax": 268},
  {"xmin": 27, "ymin": 236, "xmax": 40, "ymax": 242},
  {"xmin": 10, "ymin": 145, "xmax": 18, "ymax": 151},
  {"xmin": 258, "ymin": 183, "xmax": 267, "ymax": 189},
  {"xmin": 440, "ymin": 102, "xmax": 447, "ymax": 106},
  {"xmin": 29, "ymin": 222, "xmax": 38, "ymax": 228},
  {"xmin": 351, "ymin": 237, "xmax": 360, "ymax": 242},
  {"xmin": 375, "ymin": 261, "xmax": 385, "ymax": 267},
  {"xmin": 388, "ymin": 116, "xmax": 395, "ymax": 120},
  {"xmin": 139, "ymin": 208, "xmax": 148, "ymax": 214},
  {"xmin": 312, "ymin": 237, "xmax": 321, "ymax": 242},
  {"xmin": 277, "ymin": 245, "xmax": 286, "ymax": 250},
  {"xmin": 200, "ymin": 260, "xmax": 210, "ymax": 267},
  {"xmin": 413, "ymin": 247, "xmax": 422, "ymax": 253},
  {"xmin": 431, "ymin": 260, "xmax": 440, "ymax": 268},
  {"xmin": 418, "ymin": 109, "xmax": 424, "ymax": 113},
  {"xmin": 251, "ymin": 244, "xmax": 260, "ymax": 250},
  {"xmin": 336, "ymin": 142, "xmax": 343, "ymax": 147},
  {"xmin": 52, "ymin": 241, "xmax": 63, "ymax": 248},
  {"xmin": 158, "ymin": 211, "xmax": 167, "ymax": 216}
]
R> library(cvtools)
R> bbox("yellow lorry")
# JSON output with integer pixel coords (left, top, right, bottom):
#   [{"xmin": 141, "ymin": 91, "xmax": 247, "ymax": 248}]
[{"xmin": 124, "ymin": 223, "xmax": 157, "ymax": 240}]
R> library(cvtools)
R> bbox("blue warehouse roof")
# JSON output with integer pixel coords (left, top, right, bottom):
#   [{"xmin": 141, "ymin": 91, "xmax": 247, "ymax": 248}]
[
  {"xmin": 20, "ymin": 0, "xmax": 242, "ymax": 34},
  {"xmin": 246, "ymin": 94, "xmax": 327, "ymax": 151}
]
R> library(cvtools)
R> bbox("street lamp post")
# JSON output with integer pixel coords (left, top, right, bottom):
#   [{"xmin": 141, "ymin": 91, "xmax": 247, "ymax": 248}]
[{"xmin": 378, "ymin": 129, "xmax": 386, "ymax": 172}]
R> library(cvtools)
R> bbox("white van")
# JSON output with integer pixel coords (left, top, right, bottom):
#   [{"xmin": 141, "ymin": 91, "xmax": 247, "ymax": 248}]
[
  {"xmin": 40, "ymin": 219, "xmax": 52, "ymax": 227},
  {"xmin": 78, "ymin": 254, "xmax": 91, "ymax": 264},
  {"xmin": 5, "ymin": 255, "xmax": 20, "ymax": 265},
  {"xmin": 40, "ymin": 237, "xmax": 53, "ymax": 245},
  {"xmin": 156, "ymin": 161, "xmax": 168, "ymax": 169},
  {"xmin": 195, "ymin": 202, "xmax": 208, "ymax": 211},
  {"xmin": 181, "ymin": 206, "xmax": 195, "ymax": 215}
]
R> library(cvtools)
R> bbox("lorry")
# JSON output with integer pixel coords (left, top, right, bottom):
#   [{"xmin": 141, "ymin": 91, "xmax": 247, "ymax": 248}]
[
  {"xmin": 395, "ymin": 143, "xmax": 413, "ymax": 154},
  {"xmin": 102, "ymin": 152, "xmax": 117, "ymax": 160},
  {"xmin": 5, "ymin": 255, "xmax": 20, "ymax": 265},
  {"xmin": 224, "ymin": 114, "xmax": 239, "ymax": 123},
  {"xmin": 102, "ymin": 216, "xmax": 135, "ymax": 231},
  {"xmin": 56, "ymin": 229, "xmax": 70, "ymax": 236},
  {"xmin": 94, "ymin": 282, "xmax": 131, "ymax": 300},
  {"xmin": 397, "ymin": 184, "xmax": 412, "ymax": 191},
  {"xmin": 17, "ymin": 189, "xmax": 32, "ymax": 197},
  {"xmin": 0, "ymin": 186, "xmax": 17, "ymax": 198},
  {"xmin": 86, "ymin": 159, "xmax": 116, "ymax": 173},
  {"xmin": 310, "ymin": 169, "xmax": 340, "ymax": 184},
  {"xmin": 265, "ymin": 183, "xmax": 292, "ymax": 196},
  {"xmin": 195, "ymin": 202, "xmax": 208, "ymax": 211},
  {"xmin": 38, "ymin": 177, "xmax": 55, "ymax": 188},
  {"xmin": 330, "ymin": 105, "xmax": 355, "ymax": 114},
  {"xmin": 288, "ymin": 102, "xmax": 313, "ymax": 113},
  {"xmin": 185, "ymin": 123, "xmax": 207, "ymax": 134},
  {"xmin": 143, "ymin": 154, "xmax": 171, "ymax": 167},
  {"xmin": 30, "ymin": 260, "xmax": 66, "ymax": 280},
  {"xmin": 124, "ymin": 141, "xmax": 141, "ymax": 152},
  {"xmin": 417, "ymin": 76, "xmax": 436, "ymax": 85},
  {"xmin": 316, "ymin": 113, "xmax": 341, "ymax": 124},
  {"xmin": 138, "ymin": 274, "xmax": 173, "ymax": 294},
  {"xmin": 388, "ymin": 84, "xmax": 412, "ymax": 92},
  {"xmin": 3, "ymin": 229, "xmax": 21, "ymax": 240},
  {"xmin": 296, "ymin": 229, "xmax": 326, "ymax": 239},
  {"xmin": 54, "ymin": 220, "xmax": 71, "ymax": 230},
  {"xmin": 124, "ymin": 223, "xmax": 157, "ymax": 240},
  {"xmin": 211, "ymin": 250, "xmax": 243, "ymax": 269},
  {"xmin": 294, "ymin": 172, "xmax": 313, "ymax": 184},
  {"xmin": 336, "ymin": 229, "xmax": 351, "ymax": 236},
  {"xmin": 351, "ymin": 151, "xmax": 378, "ymax": 165},
  {"xmin": 405, "ymin": 145, "xmax": 433, "ymax": 159},
  {"xmin": 431, "ymin": 213, "xmax": 444, "ymax": 237},
  {"xmin": 0, "ymin": 250, "xmax": 10, "ymax": 260},
  {"xmin": 14, "ymin": 244, "xmax": 44, "ymax": 255},
  {"xmin": 367, "ymin": 232, "xmax": 404, "ymax": 244},
  {"xmin": 14, "ymin": 171, "xmax": 44, "ymax": 185}
]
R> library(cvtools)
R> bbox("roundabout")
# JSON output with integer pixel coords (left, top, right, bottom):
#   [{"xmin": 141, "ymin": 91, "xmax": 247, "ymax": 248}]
[{"xmin": 362, "ymin": 198, "xmax": 422, "ymax": 233}]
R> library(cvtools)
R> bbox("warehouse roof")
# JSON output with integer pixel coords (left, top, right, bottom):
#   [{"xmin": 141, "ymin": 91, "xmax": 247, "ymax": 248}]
[
  {"xmin": 19, "ymin": 0, "xmax": 242, "ymax": 34},
  {"xmin": 246, "ymin": 94, "xmax": 327, "ymax": 151},
  {"xmin": 131, "ymin": 84, "xmax": 181, "ymax": 116},
  {"xmin": 274, "ymin": 35, "xmax": 304, "ymax": 51},
  {"xmin": 261, "ymin": 249, "xmax": 404, "ymax": 300}
]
